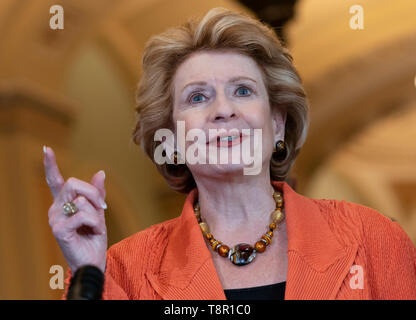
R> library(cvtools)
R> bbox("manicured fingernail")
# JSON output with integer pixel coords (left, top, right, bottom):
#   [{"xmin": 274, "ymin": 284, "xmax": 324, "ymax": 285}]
[
  {"xmin": 43, "ymin": 145, "xmax": 47, "ymax": 154},
  {"xmin": 101, "ymin": 200, "xmax": 107, "ymax": 210},
  {"xmin": 100, "ymin": 170, "xmax": 106, "ymax": 179}
]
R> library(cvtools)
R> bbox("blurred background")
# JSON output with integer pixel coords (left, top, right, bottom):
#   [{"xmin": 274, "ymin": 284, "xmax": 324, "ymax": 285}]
[{"xmin": 0, "ymin": 0, "xmax": 415, "ymax": 299}]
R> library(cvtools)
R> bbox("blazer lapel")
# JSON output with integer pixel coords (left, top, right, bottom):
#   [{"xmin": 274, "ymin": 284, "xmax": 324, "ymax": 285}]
[
  {"xmin": 145, "ymin": 188, "xmax": 226, "ymax": 299},
  {"xmin": 274, "ymin": 181, "xmax": 359, "ymax": 299},
  {"xmin": 146, "ymin": 181, "xmax": 358, "ymax": 300}
]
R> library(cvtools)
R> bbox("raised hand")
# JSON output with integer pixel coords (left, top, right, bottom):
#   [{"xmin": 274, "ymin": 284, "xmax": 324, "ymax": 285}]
[{"xmin": 43, "ymin": 146, "xmax": 108, "ymax": 274}]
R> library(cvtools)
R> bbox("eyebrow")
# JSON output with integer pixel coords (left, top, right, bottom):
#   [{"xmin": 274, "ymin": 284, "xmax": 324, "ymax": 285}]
[{"xmin": 181, "ymin": 76, "xmax": 257, "ymax": 94}]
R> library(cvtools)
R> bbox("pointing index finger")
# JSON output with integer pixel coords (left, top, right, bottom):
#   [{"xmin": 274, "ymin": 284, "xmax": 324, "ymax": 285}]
[{"xmin": 43, "ymin": 146, "xmax": 65, "ymax": 199}]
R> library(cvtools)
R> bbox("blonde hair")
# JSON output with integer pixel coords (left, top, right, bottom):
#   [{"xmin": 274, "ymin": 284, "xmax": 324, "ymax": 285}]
[{"xmin": 132, "ymin": 7, "xmax": 310, "ymax": 193}]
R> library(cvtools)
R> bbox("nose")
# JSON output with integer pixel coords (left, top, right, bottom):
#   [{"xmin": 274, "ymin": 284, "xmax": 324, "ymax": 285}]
[{"xmin": 210, "ymin": 93, "xmax": 237, "ymax": 123}]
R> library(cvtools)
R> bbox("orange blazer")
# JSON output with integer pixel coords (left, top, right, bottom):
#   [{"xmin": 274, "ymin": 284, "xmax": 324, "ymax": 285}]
[{"xmin": 63, "ymin": 181, "xmax": 416, "ymax": 299}]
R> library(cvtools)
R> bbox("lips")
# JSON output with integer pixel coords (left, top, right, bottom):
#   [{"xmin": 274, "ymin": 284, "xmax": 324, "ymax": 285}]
[
  {"xmin": 219, "ymin": 133, "xmax": 241, "ymax": 148},
  {"xmin": 205, "ymin": 132, "xmax": 247, "ymax": 148}
]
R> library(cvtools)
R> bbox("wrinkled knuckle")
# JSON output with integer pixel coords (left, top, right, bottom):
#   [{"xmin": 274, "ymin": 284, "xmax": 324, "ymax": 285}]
[
  {"xmin": 75, "ymin": 196, "xmax": 87, "ymax": 206},
  {"xmin": 48, "ymin": 181, "xmax": 59, "ymax": 190},
  {"xmin": 66, "ymin": 177, "xmax": 77, "ymax": 186},
  {"xmin": 55, "ymin": 177, "xmax": 64, "ymax": 186},
  {"xmin": 65, "ymin": 179, "xmax": 80, "ymax": 195}
]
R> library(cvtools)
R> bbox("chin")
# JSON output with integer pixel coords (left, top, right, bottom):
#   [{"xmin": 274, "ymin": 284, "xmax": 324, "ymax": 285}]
[{"xmin": 189, "ymin": 162, "xmax": 247, "ymax": 179}]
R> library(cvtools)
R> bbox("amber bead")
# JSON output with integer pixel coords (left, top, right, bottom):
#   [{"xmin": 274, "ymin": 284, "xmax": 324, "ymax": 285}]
[
  {"xmin": 205, "ymin": 233, "xmax": 213, "ymax": 240},
  {"xmin": 212, "ymin": 240, "xmax": 222, "ymax": 251},
  {"xmin": 209, "ymin": 238, "xmax": 216, "ymax": 244},
  {"xmin": 276, "ymin": 199, "xmax": 283, "ymax": 208},
  {"xmin": 218, "ymin": 245, "xmax": 230, "ymax": 257},
  {"xmin": 271, "ymin": 209, "xmax": 284, "ymax": 224},
  {"xmin": 266, "ymin": 231, "xmax": 273, "ymax": 238},
  {"xmin": 255, "ymin": 241, "xmax": 266, "ymax": 253},
  {"xmin": 229, "ymin": 244, "xmax": 256, "ymax": 265},
  {"xmin": 261, "ymin": 234, "xmax": 272, "ymax": 245},
  {"xmin": 199, "ymin": 222, "xmax": 210, "ymax": 235},
  {"xmin": 271, "ymin": 208, "xmax": 280, "ymax": 221},
  {"xmin": 273, "ymin": 192, "xmax": 282, "ymax": 201},
  {"xmin": 269, "ymin": 222, "xmax": 276, "ymax": 230}
]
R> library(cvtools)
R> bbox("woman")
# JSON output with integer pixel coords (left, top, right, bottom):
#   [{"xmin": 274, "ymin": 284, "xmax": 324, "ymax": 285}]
[{"xmin": 44, "ymin": 8, "xmax": 416, "ymax": 300}]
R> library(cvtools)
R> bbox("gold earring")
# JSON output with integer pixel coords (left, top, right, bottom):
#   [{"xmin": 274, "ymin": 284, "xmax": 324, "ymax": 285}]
[
  {"xmin": 273, "ymin": 140, "xmax": 287, "ymax": 161},
  {"xmin": 171, "ymin": 151, "xmax": 182, "ymax": 165}
]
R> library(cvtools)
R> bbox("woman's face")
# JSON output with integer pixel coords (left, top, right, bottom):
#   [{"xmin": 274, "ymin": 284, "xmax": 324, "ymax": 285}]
[{"xmin": 171, "ymin": 50, "xmax": 286, "ymax": 179}]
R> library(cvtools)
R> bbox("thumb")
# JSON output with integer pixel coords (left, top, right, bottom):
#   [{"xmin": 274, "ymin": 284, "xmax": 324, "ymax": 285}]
[{"xmin": 90, "ymin": 170, "xmax": 106, "ymax": 200}]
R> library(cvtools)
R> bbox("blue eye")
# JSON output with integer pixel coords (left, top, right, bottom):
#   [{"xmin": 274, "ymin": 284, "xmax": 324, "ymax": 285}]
[
  {"xmin": 236, "ymin": 87, "xmax": 251, "ymax": 96},
  {"xmin": 189, "ymin": 93, "xmax": 206, "ymax": 104}
]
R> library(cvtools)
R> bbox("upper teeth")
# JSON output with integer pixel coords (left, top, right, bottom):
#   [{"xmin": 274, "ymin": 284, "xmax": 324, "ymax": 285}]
[{"xmin": 220, "ymin": 135, "xmax": 239, "ymax": 141}]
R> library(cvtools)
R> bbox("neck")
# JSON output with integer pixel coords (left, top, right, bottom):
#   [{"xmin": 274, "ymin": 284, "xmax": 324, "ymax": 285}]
[{"xmin": 193, "ymin": 169, "xmax": 277, "ymax": 245}]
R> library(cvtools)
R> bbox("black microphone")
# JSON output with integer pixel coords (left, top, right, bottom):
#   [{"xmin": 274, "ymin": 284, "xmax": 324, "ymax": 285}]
[{"xmin": 67, "ymin": 265, "xmax": 104, "ymax": 300}]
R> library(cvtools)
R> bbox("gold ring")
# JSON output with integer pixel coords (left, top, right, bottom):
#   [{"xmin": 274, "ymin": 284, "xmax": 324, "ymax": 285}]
[{"xmin": 63, "ymin": 201, "xmax": 78, "ymax": 217}]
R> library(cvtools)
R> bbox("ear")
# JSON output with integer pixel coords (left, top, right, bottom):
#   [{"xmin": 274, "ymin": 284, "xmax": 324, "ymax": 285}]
[{"xmin": 271, "ymin": 107, "xmax": 287, "ymax": 143}]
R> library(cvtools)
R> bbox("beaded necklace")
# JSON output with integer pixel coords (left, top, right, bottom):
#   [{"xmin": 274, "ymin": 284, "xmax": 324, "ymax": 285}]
[{"xmin": 194, "ymin": 190, "xmax": 285, "ymax": 266}]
